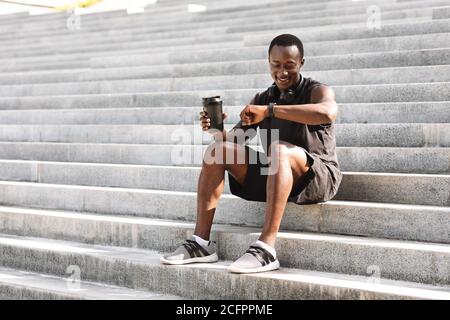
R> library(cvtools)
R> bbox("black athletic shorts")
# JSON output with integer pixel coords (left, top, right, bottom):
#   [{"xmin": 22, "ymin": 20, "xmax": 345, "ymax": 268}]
[{"xmin": 227, "ymin": 145, "xmax": 342, "ymax": 205}]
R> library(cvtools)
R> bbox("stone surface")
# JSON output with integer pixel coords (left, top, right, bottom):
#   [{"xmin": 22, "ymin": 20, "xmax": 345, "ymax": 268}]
[
  {"xmin": 0, "ymin": 234, "xmax": 448, "ymax": 300},
  {"xmin": 0, "ymin": 0, "xmax": 448, "ymax": 300}
]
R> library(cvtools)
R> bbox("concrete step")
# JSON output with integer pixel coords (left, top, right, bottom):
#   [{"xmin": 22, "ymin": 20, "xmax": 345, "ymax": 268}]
[
  {"xmin": 1, "ymin": 3, "xmax": 445, "ymax": 54},
  {"xmin": 0, "ymin": 159, "xmax": 448, "ymax": 207},
  {"xmin": 0, "ymin": 0, "xmax": 396, "ymax": 27},
  {"xmin": 0, "ymin": 26, "xmax": 231, "ymax": 56},
  {"xmin": 165, "ymin": 33, "xmax": 450, "ymax": 65},
  {"xmin": 0, "ymin": 7, "xmax": 424, "ymax": 51},
  {"xmin": 0, "ymin": 142, "xmax": 447, "ymax": 174},
  {"xmin": 0, "ymin": 234, "xmax": 448, "ymax": 298},
  {"xmin": 2, "ymin": 48, "xmax": 450, "ymax": 84},
  {"xmin": 244, "ymin": 18, "xmax": 450, "ymax": 46},
  {"xmin": 193, "ymin": 0, "xmax": 416, "ymax": 24},
  {"xmin": 0, "ymin": 195, "xmax": 447, "ymax": 248},
  {"xmin": 0, "ymin": 124, "xmax": 448, "ymax": 148},
  {"xmin": 0, "ymin": 103, "xmax": 447, "ymax": 125},
  {"xmin": 0, "ymin": 0, "xmax": 438, "ymax": 40},
  {"xmin": 0, "ymin": 33, "xmax": 246, "ymax": 60},
  {"xmin": 0, "ymin": 1, "xmax": 148, "ymax": 25},
  {"xmin": 2, "ymin": 28, "xmax": 448, "ymax": 73},
  {"xmin": 0, "ymin": 13, "xmax": 443, "ymax": 62},
  {"xmin": 434, "ymin": 6, "xmax": 450, "ymax": 19},
  {"xmin": 2, "ymin": 15, "xmax": 448, "ymax": 61},
  {"xmin": 0, "ymin": 83, "xmax": 448, "ymax": 110},
  {"xmin": 227, "ymin": 6, "xmax": 436, "ymax": 34},
  {"xmin": 0, "ymin": 266, "xmax": 181, "ymax": 300},
  {"xmin": 0, "ymin": 181, "xmax": 448, "ymax": 243},
  {"xmin": 0, "ymin": 65, "xmax": 448, "ymax": 97}
]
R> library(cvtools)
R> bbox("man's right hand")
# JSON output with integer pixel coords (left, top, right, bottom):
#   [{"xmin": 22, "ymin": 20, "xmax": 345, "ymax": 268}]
[{"xmin": 199, "ymin": 111, "xmax": 227, "ymax": 133}]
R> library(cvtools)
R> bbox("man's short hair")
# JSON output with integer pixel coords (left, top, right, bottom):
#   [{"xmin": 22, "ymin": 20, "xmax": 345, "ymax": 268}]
[{"xmin": 268, "ymin": 34, "xmax": 304, "ymax": 59}]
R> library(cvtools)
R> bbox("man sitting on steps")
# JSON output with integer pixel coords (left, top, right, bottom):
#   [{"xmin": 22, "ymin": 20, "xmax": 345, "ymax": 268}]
[{"xmin": 161, "ymin": 34, "xmax": 342, "ymax": 274}]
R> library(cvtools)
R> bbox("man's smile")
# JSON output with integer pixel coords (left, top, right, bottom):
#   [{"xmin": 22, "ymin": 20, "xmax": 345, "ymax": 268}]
[{"xmin": 277, "ymin": 76, "xmax": 290, "ymax": 85}]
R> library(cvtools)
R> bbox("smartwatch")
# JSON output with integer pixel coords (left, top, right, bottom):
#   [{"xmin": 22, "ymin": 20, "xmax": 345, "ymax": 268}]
[{"xmin": 268, "ymin": 102, "xmax": 277, "ymax": 118}]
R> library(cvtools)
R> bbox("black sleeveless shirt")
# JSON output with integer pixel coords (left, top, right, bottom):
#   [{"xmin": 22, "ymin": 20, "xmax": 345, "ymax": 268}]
[
  {"xmin": 255, "ymin": 76, "xmax": 340, "ymax": 167},
  {"xmin": 235, "ymin": 75, "xmax": 342, "ymax": 203}
]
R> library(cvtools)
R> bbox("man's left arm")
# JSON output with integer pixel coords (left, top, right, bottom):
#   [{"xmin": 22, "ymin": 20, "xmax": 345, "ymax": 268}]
[
  {"xmin": 270, "ymin": 85, "xmax": 338, "ymax": 125},
  {"xmin": 240, "ymin": 85, "xmax": 338, "ymax": 126}
]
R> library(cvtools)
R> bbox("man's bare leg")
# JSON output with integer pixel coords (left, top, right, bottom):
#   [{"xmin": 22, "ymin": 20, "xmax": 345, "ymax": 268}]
[
  {"xmin": 259, "ymin": 141, "xmax": 311, "ymax": 247},
  {"xmin": 194, "ymin": 141, "xmax": 248, "ymax": 240}
]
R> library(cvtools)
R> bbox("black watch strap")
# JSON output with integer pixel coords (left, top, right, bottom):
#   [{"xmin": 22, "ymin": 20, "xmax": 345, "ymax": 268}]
[{"xmin": 268, "ymin": 102, "xmax": 276, "ymax": 118}]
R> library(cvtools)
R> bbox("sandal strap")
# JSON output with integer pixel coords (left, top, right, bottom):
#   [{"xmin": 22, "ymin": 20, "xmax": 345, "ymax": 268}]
[
  {"xmin": 246, "ymin": 246, "xmax": 276, "ymax": 266},
  {"xmin": 183, "ymin": 239, "xmax": 210, "ymax": 258}
]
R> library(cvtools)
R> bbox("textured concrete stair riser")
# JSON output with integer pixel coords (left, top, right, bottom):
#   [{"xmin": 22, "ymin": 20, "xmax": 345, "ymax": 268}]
[
  {"xmin": 0, "ymin": 61, "xmax": 90, "ymax": 74},
  {"xmin": 0, "ymin": 143, "xmax": 448, "ymax": 174},
  {"xmin": 336, "ymin": 102, "xmax": 450, "ymax": 124},
  {"xmin": 0, "ymin": 285, "xmax": 78, "ymax": 300},
  {"xmin": 2, "ymin": 48, "xmax": 450, "ymax": 84},
  {"xmin": 0, "ymin": 234, "xmax": 448, "ymax": 289},
  {"xmin": 0, "ymin": 183, "xmax": 448, "ymax": 243},
  {"xmin": 0, "ymin": 267, "xmax": 181, "ymax": 300},
  {"xmin": 0, "ymin": 102, "xmax": 448, "ymax": 125},
  {"xmin": 0, "ymin": 83, "xmax": 449, "ymax": 110},
  {"xmin": 0, "ymin": 159, "xmax": 449, "ymax": 207},
  {"xmin": 433, "ymin": 6, "xmax": 450, "ymax": 19},
  {"xmin": 0, "ymin": 123, "xmax": 448, "ymax": 148},
  {"xmin": 1, "ymin": 236, "xmax": 449, "ymax": 300},
  {"xmin": 0, "ymin": 65, "xmax": 449, "ymax": 97}
]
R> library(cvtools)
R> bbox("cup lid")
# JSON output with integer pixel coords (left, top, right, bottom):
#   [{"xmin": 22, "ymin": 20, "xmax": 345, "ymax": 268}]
[{"xmin": 202, "ymin": 96, "xmax": 221, "ymax": 103}]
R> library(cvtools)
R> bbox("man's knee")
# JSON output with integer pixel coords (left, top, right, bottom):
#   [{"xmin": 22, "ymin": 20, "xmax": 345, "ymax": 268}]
[
  {"xmin": 268, "ymin": 140, "xmax": 309, "ymax": 176},
  {"xmin": 268, "ymin": 140, "xmax": 293, "ymax": 161}
]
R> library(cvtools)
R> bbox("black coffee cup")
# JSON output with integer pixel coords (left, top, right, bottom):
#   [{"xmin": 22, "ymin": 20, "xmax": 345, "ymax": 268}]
[{"xmin": 202, "ymin": 96, "xmax": 224, "ymax": 131}]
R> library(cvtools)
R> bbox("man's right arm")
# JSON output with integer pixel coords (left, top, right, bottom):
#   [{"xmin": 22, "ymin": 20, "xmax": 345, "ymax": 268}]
[
  {"xmin": 222, "ymin": 96, "xmax": 259, "ymax": 144},
  {"xmin": 222, "ymin": 120, "xmax": 258, "ymax": 144},
  {"xmin": 202, "ymin": 95, "xmax": 261, "ymax": 144}
]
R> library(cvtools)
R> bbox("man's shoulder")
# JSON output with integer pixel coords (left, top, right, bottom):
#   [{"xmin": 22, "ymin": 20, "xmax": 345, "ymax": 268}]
[
  {"xmin": 304, "ymin": 76, "xmax": 326, "ymax": 89},
  {"xmin": 253, "ymin": 88, "xmax": 271, "ymax": 104}
]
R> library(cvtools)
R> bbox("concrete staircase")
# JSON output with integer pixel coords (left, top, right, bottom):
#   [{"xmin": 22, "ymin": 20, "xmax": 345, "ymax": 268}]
[{"xmin": 0, "ymin": 0, "xmax": 449, "ymax": 300}]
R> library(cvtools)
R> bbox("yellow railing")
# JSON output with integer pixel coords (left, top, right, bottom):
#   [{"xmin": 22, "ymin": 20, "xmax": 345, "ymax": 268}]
[
  {"xmin": 54, "ymin": 0, "xmax": 103, "ymax": 11},
  {"xmin": 0, "ymin": 0, "xmax": 104, "ymax": 11}
]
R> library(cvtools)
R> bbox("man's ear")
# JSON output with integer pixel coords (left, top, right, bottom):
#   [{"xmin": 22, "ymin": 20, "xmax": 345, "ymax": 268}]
[{"xmin": 300, "ymin": 58, "xmax": 305, "ymax": 66}]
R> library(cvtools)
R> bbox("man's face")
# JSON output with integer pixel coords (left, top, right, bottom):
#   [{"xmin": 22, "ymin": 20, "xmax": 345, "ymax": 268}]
[{"xmin": 269, "ymin": 45, "xmax": 304, "ymax": 92}]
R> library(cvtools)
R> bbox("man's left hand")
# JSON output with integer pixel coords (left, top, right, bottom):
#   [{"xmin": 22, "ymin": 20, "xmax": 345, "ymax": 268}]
[{"xmin": 240, "ymin": 104, "xmax": 268, "ymax": 126}]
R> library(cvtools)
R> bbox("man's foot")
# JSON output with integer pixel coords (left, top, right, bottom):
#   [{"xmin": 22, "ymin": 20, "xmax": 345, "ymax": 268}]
[
  {"xmin": 228, "ymin": 241, "xmax": 280, "ymax": 274},
  {"xmin": 160, "ymin": 235, "xmax": 218, "ymax": 265}
]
